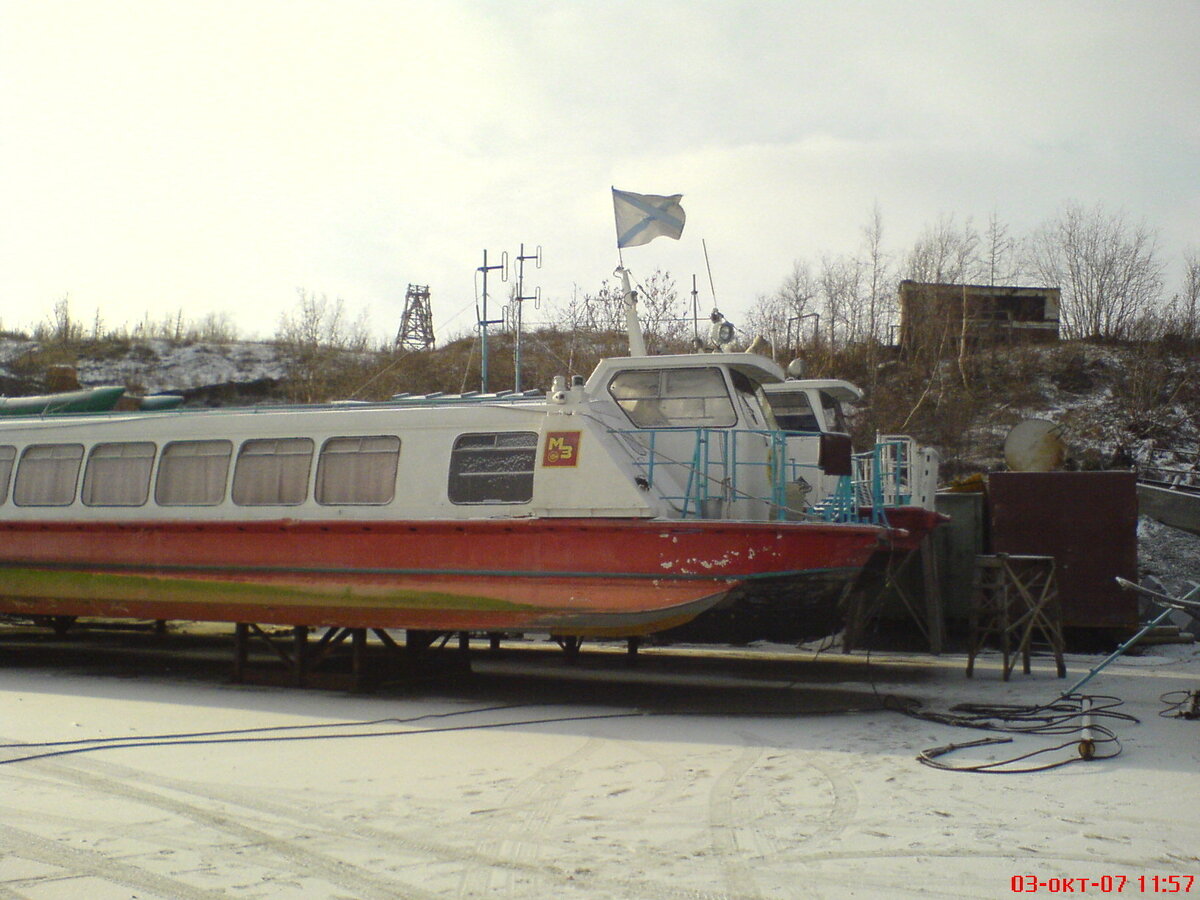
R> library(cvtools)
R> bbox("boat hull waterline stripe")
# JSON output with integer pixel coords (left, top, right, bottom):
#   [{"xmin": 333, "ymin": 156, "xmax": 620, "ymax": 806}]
[
  {"xmin": 0, "ymin": 560, "xmax": 864, "ymax": 635},
  {"xmin": 0, "ymin": 559, "xmax": 860, "ymax": 584}
]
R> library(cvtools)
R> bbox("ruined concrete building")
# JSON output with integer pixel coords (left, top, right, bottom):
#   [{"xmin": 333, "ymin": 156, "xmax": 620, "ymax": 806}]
[{"xmin": 898, "ymin": 280, "xmax": 1061, "ymax": 356}]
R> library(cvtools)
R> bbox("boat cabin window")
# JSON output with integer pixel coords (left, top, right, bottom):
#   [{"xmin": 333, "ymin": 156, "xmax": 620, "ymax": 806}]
[
  {"xmin": 156, "ymin": 440, "xmax": 233, "ymax": 506},
  {"xmin": 608, "ymin": 367, "xmax": 736, "ymax": 428},
  {"xmin": 730, "ymin": 370, "xmax": 775, "ymax": 429},
  {"xmin": 316, "ymin": 435, "xmax": 401, "ymax": 505},
  {"xmin": 819, "ymin": 391, "xmax": 848, "ymax": 433},
  {"xmin": 82, "ymin": 442, "xmax": 156, "ymax": 507},
  {"xmin": 0, "ymin": 445, "xmax": 14, "ymax": 504},
  {"xmin": 448, "ymin": 432, "xmax": 537, "ymax": 504},
  {"xmin": 13, "ymin": 443, "xmax": 84, "ymax": 506},
  {"xmin": 232, "ymin": 438, "xmax": 314, "ymax": 506},
  {"xmin": 768, "ymin": 392, "xmax": 821, "ymax": 432}
]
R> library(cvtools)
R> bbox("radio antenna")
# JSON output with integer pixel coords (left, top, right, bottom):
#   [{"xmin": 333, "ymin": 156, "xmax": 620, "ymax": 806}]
[
  {"xmin": 691, "ymin": 274, "xmax": 700, "ymax": 341},
  {"xmin": 702, "ymin": 239, "xmax": 718, "ymax": 305},
  {"xmin": 512, "ymin": 243, "xmax": 541, "ymax": 393},
  {"xmin": 476, "ymin": 249, "xmax": 507, "ymax": 393}
]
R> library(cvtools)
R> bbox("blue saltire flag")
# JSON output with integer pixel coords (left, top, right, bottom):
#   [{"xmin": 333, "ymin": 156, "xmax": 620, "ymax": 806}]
[{"xmin": 612, "ymin": 188, "xmax": 685, "ymax": 249}]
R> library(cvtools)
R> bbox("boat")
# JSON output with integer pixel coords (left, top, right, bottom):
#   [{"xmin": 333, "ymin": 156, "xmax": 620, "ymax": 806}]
[
  {"xmin": 0, "ymin": 385, "xmax": 126, "ymax": 416},
  {"xmin": 128, "ymin": 393, "xmax": 186, "ymax": 412},
  {"xmin": 763, "ymin": 376, "xmax": 942, "ymax": 541},
  {"xmin": 658, "ymin": 372, "xmax": 943, "ymax": 642},
  {"xmin": 0, "ymin": 284, "xmax": 892, "ymax": 642}
]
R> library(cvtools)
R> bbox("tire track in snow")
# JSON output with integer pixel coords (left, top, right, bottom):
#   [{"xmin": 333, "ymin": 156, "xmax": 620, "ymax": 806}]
[
  {"xmin": 0, "ymin": 822, "xmax": 222, "ymax": 900},
  {"xmin": 5, "ymin": 752, "xmax": 436, "ymax": 900},
  {"xmin": 453, "ymin": 734, "xmax": 601, "ymax": 897},
  {"xmin": 703, "ymin": 735, "xmax": 861, "ymax": 900},
  {"xmin": 707, "ymin": 733, "xmax": 766, "ymax": 899}
]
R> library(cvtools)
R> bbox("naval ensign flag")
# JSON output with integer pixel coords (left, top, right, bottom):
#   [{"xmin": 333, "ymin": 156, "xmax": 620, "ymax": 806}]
[{"xmin": 612, "ymin": 188, "xmax": 686, "ymax": 249}]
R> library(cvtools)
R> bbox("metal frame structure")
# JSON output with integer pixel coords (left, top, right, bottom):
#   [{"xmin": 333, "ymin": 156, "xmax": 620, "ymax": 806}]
[
  {"xmin": 967, "ymin": 553, "xmax": 1066, "ymax": 680},
  {"xmin": 395, "ymin": 284, "xmax": 435, "ymax": 352}
]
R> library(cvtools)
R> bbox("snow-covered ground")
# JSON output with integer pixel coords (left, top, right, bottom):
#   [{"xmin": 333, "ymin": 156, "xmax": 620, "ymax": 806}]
[
  {"xmin": 0, "ymin": 339, "xmax": 288, "ymax": 396},
  {"xmin": 2, "ymin": 636, "xmax": 1198, "ymax": 899},
  {"xmin": 74, "ymin": 341, "xmax": 289, "ymax": 395}
]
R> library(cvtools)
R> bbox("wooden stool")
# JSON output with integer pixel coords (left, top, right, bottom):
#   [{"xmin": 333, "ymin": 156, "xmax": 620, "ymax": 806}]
[{"xmin": 967, "ymin": 554, "xmax": 1066, "ymax": 680}]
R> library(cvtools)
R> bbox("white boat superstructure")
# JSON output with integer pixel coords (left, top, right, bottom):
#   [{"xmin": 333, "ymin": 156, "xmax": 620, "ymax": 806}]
[{"xmin": 763, "ymin": 378, "xmax": 940, "ymax": 522}]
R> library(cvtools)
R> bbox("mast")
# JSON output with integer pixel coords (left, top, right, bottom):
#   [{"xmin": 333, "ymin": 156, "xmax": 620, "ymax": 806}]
[
  {"xmin": 476, "ymin": 250, "xmax": 507, "ymax": 393},
  {"xmin": 617, "ymin": 266, "xmax": 647, "ymax": 357}
]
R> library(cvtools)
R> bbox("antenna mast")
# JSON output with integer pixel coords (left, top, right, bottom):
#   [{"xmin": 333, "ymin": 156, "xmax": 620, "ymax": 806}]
[
  {"xmin": 511, "ymin": 243, "xmax": 541, "ymax": 393},
  {"xmin": 702, "ymin": 239, "xmax": 718, "ymax": 305},
  {"xmin": 476, "ymin": 250, "xmax": 507, "ymax": 393},
  {"xmin": 394, "ymin": 284, "xmax": 435, "ymax": 352}
]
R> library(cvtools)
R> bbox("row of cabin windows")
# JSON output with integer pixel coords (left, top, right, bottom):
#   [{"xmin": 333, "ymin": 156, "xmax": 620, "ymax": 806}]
[{"xmin": 0, "ymin": 432, "xmax": 538, "ymax": 508}]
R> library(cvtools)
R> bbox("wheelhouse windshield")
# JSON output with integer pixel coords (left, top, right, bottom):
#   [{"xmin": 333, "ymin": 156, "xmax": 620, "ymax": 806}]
[{"xmin": 608, "ymin": 367, "xmax": 737, "ymax": 428}]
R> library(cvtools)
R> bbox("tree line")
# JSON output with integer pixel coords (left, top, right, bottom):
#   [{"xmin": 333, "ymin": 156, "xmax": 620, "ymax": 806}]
[
  {"xmin": 732, "ymin": 200, "xmax": 1198, "ymax": 354},
  {"xmin": 11, "ymin": 199, "xmax": 1197, "ymax": 383}
]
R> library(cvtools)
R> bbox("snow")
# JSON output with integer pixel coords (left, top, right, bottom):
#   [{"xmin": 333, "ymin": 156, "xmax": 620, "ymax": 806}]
[
  {"xmin": 72, "ymin": 341, "xmax": 289, "ymax": 395},
  {"xmin": 1140, "ymin": 517, "xmax": 1200, "ymax": 593},
  {"xmin": 2, "ymin": 637, "xmax": 1199, "ymax": 898},
  {"xmin": 0, "ymin": 339, "xmax": 288, "ymax": 396}
]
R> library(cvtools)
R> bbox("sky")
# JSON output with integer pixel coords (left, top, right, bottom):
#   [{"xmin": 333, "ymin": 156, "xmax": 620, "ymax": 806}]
[{"xmin": 1, "ymin": 1, "xmax": 1197, "ymax": 345}]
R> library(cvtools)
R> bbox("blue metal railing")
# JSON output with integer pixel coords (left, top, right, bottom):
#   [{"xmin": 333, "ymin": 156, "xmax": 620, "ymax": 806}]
[
  {"xmin": 853, "ymin": 438, "xmax": 916, "ymax": 516},
  {"xmin": 611, "ymin": 427, "xmax": 921, "ymax": 523},
  {"xmin": 612, "ymin": 427, "xmax": 789, "ymax": 519}
]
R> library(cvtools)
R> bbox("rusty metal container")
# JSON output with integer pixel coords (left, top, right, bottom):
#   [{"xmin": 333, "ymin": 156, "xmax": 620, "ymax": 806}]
[{"xmin": 987, "ymin": 472, "xmax": 1138, "ymax": 630}]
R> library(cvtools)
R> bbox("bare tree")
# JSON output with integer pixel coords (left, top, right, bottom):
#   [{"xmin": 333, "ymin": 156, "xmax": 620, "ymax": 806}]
[
  {"xmin": 749, "ymin": 260, "xmax": 821, "ymax": 352},
  {"xmin": 861, "ymin": 203, "xmax": 892, "ymax": 343},
  {"xmin": 742, "ymin": 291, "xmax": 790, "ymax": 358},
  {"xmin": 277, "ymin": 288, "xmax": 372, "ymax": 401},
  {"xmin": 981, "ymin": 210, "xmax": 1019, "ymax": 286},
  {"xmin": 551, "ymin": 268, "xmax": 684, "ymax": 348},
  {"xmin": 818, "ymin": 253, "xmax": 864, "ymax": 345},
  {"xmin": 903, "ymin": 214, "xmax": 980, "ymax": 285},
  {"xmin": 38, "ymin": 295, "xmax": 85, "ymax": 346},
  {"xmin": 1159, "ymin": 249, "xmax": 1200, "ymax": 341},
  {"xmin": 636, "ymin": 269, "xmax": 688, "ymax": 345},
  {"xmin": 1024, "ymin": 201, "xmax": 1163, "ymax": 340},
  {"xmin": 1182, "ymin": 250, "xmax": 1200, "ymax": 340}
]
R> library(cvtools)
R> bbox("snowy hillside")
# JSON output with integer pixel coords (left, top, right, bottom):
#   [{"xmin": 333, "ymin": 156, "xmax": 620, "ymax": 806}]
[{"xmin": 0, "ymin": 338, "xmax": 289, "ymax": 399}]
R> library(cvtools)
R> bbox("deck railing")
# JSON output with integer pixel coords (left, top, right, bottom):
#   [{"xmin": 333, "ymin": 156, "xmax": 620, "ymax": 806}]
[
  {"xmin": 855, "ymin": 435, "xmax": 940, "ymax": 513},
  {"xmin": 611, "ymin": 426, "xmax": 937, "ymax": 523},
  {"xmin": 611, "ymin": 427, "xmax": 796, "ymax": 520}
]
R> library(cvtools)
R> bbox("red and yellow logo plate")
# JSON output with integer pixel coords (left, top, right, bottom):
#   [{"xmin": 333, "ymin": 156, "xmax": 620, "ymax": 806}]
[{"xmin": 542, "ymin": 431, "xmax": 581, "ymax": 467}]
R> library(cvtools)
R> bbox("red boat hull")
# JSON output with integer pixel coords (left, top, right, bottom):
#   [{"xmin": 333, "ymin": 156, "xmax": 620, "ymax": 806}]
[{"xmin": 0, "ymin": 518, "xmax": 884, "ymax": 637}]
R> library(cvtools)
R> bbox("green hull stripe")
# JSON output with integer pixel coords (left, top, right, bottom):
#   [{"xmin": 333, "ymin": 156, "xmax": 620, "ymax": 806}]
[
  {"xmin": 0, "ymin": 567, "xmax": 535, "ymax": 613},
  {"xmin": 0, "ymin": 559, "xmax": 858, "ymax": 584}
]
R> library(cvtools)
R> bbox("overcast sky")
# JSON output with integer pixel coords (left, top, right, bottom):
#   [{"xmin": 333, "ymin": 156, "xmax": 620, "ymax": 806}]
[{"xmin": 2, "ymin": 1, "xmax": 1197, "ymax": 345}]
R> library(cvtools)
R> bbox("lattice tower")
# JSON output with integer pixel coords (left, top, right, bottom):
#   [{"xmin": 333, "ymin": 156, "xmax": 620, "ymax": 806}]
[{"xmin": 395, "ymin": 284, "xmax": 434, "ymax": 351}]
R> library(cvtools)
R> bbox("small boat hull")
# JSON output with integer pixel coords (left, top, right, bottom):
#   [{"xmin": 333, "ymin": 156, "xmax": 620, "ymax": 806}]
[
  {"xmin": 0, "ymin": 386, "xmax": 126, "ymax": 416},
  {"xmin": 0, "ymin": 517, "xmax": 884, "ymax": 637}
]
